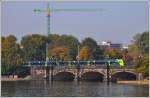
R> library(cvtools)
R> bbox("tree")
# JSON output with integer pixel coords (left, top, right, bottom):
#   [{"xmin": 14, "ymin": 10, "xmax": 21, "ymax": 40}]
[
  {"xmin": 79, "ymin": 46, "xmax": 90, "ymax": 60},
  {"xmin": 128, "ymin": 31, "xmax": 149, "ymax": 77},
  {"xmin": 128, "ymin": 44, "xmax": 139, "ymax": 64},
  {"xmin": 104, "ymin": 48, "xmax": 120, "ymax": 59},
  {"xmin": 139, "ymin": 32, "xmax": 149, "ymax": 54},
  {"xmin": 47, "ymin": 34, "xmax": 60, "ymax": 45},
  {"xmin": 57, "ymin": 35, "xmax": 79, "ymax": 60},
  {"xmin": 48, "ymin": 45, "xmax": 71, "ymax": 61},
  {"xmin": 122, "ymin": 49, "xmax": 133, "ymax": 65},
  {"xmin": 47, "ymin": 34, "xmax": 79, "ymax": 60},
  {"xmin": 81, "ymin": 37, "xmax": 97, "ymax": 50},
  {"xmin": 130, "ymin": 32, "xmax": 149, "ymax": 55},
  {"xmin": 2, "ymin": 35, "xmax": 23, "ymax": 74},
  {"xmin": 21, "ymin": 34, "xmax": 47, "ymax": 61},
  {"xmin": 81, "ymin": 37, "xmax": 103, "ymax": 60},
  {"xmin": 136, "ymin": 54, "xmax": 149, "ymax": 77},
  {"xmin": 92, "ymin": 47, "xmax": 104, "ymax": 60}
]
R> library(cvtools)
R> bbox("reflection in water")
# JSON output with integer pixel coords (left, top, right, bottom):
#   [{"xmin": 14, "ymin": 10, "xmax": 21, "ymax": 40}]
[{"xmin": 1, "ymin": 80, "xmax": 149, "ymax": 97}]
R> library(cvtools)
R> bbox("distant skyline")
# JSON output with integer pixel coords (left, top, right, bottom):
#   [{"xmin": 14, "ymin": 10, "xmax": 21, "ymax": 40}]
[{"xmin": 2, "ymin": 1, "xmax": 149, "ymax": 45}]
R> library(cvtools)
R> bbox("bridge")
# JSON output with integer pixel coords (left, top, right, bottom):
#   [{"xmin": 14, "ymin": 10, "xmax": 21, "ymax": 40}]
[{"xmin": 23, "ymin": 60, "xmax": 143, "ymax": 82}]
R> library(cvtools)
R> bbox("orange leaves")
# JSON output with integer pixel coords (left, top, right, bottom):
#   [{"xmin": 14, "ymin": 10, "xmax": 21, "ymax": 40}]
[{"xmin": 79, "ymin": 46, "xmax": 90, "ymax": 60}]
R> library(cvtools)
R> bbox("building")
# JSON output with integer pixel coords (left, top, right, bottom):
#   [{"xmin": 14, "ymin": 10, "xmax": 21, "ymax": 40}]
[
  {"xmin": 110, "ymin": 43, "xmax": 122, "ymax": 51},
  {"xmin": 98, "ymin": 41, "xmax": 123, "ymax": 51}
]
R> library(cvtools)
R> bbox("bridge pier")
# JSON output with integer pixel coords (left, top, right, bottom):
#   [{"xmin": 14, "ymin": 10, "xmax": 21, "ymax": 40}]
[
  {"xmin": 30, "ymin": 66, "xmax": 36, "ymax": 80},
  {"xmin": 50, "ymin": 66, "xmax": 54, "ymax": 81},
  {"xmin": 45, "ymin": 66, "xmax": 50, "ymax": 80},
  {"xmin": 45, "ymin": 66, "xmax": 54, "ymax": 81},
  {"xmin": 106, "ymin": 63, "xmax": 110, "ymax": 84},
  {"xmin": 137, "ymin": 73, "xmax": 144, "ymax": 80},
  {"xmin": 77, "ymin": 64, "xmax": 80, "ymax": 81},
  {"xmin": 30, "ymin": 66, "xmax": 33, "ymax": 79}
]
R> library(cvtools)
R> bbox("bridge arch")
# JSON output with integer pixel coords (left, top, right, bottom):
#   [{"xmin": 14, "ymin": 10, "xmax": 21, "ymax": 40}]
[
  {"xmin": 111, "ymin": 71, "xmax": 137, "ymax": 81},
  {"xmin": 81, "ymin": 71, "xmax": 104, "ymax": 81},
  {"xmin": 53, "ymin": 71, "xmax": 75, "ymax": 81}
]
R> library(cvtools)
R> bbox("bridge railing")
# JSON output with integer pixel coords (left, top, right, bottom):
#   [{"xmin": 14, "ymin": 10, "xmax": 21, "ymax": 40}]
[{"xmin": 23, "ymin": 60, "xmax": 135, "ymax": 69}]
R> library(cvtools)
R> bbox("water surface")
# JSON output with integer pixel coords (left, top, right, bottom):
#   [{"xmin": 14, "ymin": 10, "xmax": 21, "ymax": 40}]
[{"xmin": 1, "ymin": 80, "xmax": 149, "ymax": 97}]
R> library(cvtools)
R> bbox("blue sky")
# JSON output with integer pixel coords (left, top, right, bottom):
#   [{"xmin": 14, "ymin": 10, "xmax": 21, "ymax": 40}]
[{"xmin": 2, "ymin": 1, "xmax": 149, "ymax": 45}]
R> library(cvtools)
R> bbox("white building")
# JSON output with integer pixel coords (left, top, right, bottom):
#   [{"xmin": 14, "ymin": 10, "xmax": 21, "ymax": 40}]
[{"xmin": 98, "ymin": 41, "xmax": 123, "ymax": 51}]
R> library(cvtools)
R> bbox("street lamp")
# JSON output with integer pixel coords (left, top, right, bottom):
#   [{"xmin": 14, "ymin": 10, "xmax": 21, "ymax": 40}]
[
  {"xmin": 46, "ymin": 43, "xmax": 49, "ymax": 62},
  {"xmin": 76, "ymin": 42, "xmax": 80, "ymax": 81}
]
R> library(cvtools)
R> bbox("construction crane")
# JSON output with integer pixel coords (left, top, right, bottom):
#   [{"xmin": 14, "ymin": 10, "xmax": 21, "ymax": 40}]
[
  {"xmin": 34, "ymin": 3, "xmax": 106, "ymax": 61},
  {"xmin": 34, "ymin": 3, "xmax": 106, "ymax": 35}
]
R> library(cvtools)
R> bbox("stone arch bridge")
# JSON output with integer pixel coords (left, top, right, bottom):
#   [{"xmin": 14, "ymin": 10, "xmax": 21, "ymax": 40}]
[{"xmin": 30, "ymin": 65, "xmax": 142, "ymax": 81}]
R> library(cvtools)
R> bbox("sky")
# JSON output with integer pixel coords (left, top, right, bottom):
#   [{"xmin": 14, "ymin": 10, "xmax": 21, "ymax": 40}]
[{"xmin": 2, "ymin": 1, "xmax": 149, "ymax": 45}]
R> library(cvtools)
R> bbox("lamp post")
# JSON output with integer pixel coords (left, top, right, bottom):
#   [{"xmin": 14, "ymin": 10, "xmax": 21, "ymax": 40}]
[
  {"xmin": 45, "ymin": 43, "xmax": 50, "ymax": 80},
  {"xmin": 76, "ymin": 43, "xmax": 80, "ymax": 81},
  {"xmin": 50, "ymin": 56, "xmax": 55, "ymax": 81},
  {"xmin": 46, "ymin": 43, "xmax": 49, "ymax": 62}
]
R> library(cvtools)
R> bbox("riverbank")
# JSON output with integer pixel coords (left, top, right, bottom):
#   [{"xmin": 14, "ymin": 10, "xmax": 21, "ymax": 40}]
[
  {"xmin": 1, "ymin": 76, "xmax": 31, "ymax": 81},
  {"xmin": 117, "ymin": 80, "xmax": 149, "ymax": 85}
]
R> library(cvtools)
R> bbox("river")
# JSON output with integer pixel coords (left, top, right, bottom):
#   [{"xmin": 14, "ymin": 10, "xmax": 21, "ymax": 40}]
[{"xmin": 1, "ymin": 80, "xmax": 149, "ymax": 97}]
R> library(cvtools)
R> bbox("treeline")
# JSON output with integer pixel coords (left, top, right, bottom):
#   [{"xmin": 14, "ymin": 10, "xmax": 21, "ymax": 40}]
[
  {"xmin": 127, "ymin": 31, "xmax": 149, "ymax": 77},
  {"xmin": 1, "ymin": 32, "xmax": 149, "ymax": 77},
  {"xmin": 21, "ymin": 34, "xmax": 104, "ymax": 61},
  {"xmin": 1, "ymin": 34, "xmax": 104, "ymax": 74}
]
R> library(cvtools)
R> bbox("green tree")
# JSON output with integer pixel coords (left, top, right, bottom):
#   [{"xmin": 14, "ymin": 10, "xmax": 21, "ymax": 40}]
[
  {"xmin": 81, "ymin": 37, "xmax": 102, "ymax": 60},
  {"xmin": 58, "ymin": 35, "xmax": 79, "ymax": 60},
  {"xmin": 130, "ymin": 32, "xmax": 149, "ymax": 55},
  {"xmin": 136, "ymin": 54, "xmax": 149, "ymax": 77},
  {"xmin": 81, "ymin": 37, "xmax": 97, "ymax": 50},
  {"xmin": 92, "ymin": 47, "xmax": 104, "ymax": 60},
  {"xmin": 139, "ymin": 32, "xmax": 149, "ymax": 54},
  {"xmin": 2, "ymin": 35, "xmax": 23, "ymax": 74},
  {"xmin": 47, "ymin": 34, "xmax": 79, "ymax": 60},
  {"xmin": 47, "ymin": 34, "xmax": 60, "ymax": 45},
  {"xmin": 128, "ymin": 31, "xmax": 149, "ymax": 77},
  {"xmin": 21, "ymin": 34, "xmax": 47, "ymax": 61}
]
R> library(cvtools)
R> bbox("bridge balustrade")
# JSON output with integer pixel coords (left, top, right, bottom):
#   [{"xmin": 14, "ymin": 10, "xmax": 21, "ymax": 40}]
[{"xmin": 23, "ymin": 60, "xmax": 135, "ymax": 70}]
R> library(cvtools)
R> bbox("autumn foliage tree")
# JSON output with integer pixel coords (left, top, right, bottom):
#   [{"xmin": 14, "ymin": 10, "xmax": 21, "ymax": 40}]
[
  {"xmin": 48, "ymin": 45, "xmax": 71, "ymax": 61},
  {"xmin": 80, "ymin": 37, "xmax": 103, "ymax": 60},
  {"xmin": 79, "ymin": 46, "xmax": 90, "ymax": 60},
  {"xmin": 122, "ymin": 49, "xmax": 133, "ymax": 65},
  {"xmin": 104, "ymin": 48, "xmax": 121, "ymax": 59},
  {"xmin": 47, "ymin": 34, "xmax": 79, "ymax": 60}
]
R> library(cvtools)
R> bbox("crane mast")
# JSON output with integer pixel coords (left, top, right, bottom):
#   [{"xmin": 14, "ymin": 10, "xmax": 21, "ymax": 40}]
[{"xmin": 46, "ymin": 3, "xmax": 51, "ymax": 35}]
